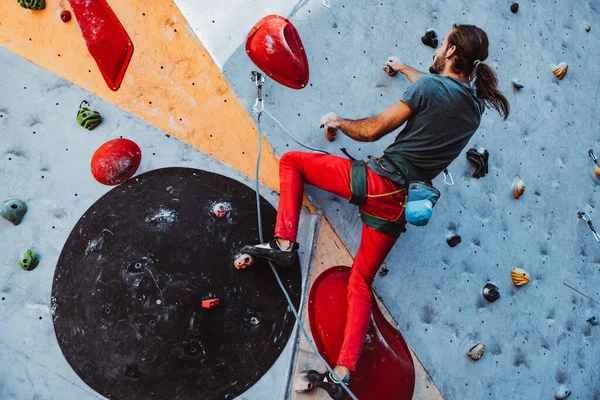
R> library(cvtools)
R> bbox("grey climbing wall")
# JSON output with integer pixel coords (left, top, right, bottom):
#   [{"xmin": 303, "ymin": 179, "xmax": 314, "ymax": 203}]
[
  {"xmin": 0, "ymin": 47, "xmax": 317, "ymax": 400},
  {"xmin": 175, "ymin": 0, "xmax": 600, "ymax": 398}
]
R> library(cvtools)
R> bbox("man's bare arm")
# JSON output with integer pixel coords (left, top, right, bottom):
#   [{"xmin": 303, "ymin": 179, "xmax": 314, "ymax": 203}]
[
  {"xmin": 399, "ymin": 65, "xmax": 424, "ymax": 84},
  {"xmin": 321, "ymin": 101, "xmax": 413, "ymax": 142}
]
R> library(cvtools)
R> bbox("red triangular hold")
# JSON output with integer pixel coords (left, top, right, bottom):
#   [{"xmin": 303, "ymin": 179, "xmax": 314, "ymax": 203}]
[
  {"xmin": 69, "ymin": 0, "xmax": 134, "ymax": 91},
  {"xmin": 246, "ymin": 15, "xmax": 309, "ymax": 89},
  {"xmin": 308, "ymin": 266, "xmax": 415, "ymax": 400}
]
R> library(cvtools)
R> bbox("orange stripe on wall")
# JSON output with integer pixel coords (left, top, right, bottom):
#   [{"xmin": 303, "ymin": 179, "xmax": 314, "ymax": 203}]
[{"xmin": 0, "ymin": 0, "xmax": 280, "ymax": 191}]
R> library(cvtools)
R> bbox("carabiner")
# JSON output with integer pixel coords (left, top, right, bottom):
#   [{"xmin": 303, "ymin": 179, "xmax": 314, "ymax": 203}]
[
  {"xmin": 577, "ymin": 211, "xmax": 600, "ymax": 242},
  {"xmin": 251, "ymin": 71, "xmax": 265, "ymax": 114},
  {"xmin": 443, "ymin": 168, "xmax": 454, "ymax": 186},
  {"xmin": 589, "ymin": 149, "xmax": 600, "ymax": 167}
]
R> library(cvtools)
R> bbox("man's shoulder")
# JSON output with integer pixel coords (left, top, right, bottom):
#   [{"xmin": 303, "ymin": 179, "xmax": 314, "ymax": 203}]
[{"xmin": 412, "ymin": 74, "xmax": 447, "ymax": 92}]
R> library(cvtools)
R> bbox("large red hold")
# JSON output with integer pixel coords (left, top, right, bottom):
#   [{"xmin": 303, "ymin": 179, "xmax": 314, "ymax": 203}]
[
  {"xmin": 68, "ymin": 0, "xmax": 134, "ymax": 91},
  {"xmin": 91, "ymin": 139, "xmax": 141, "ymax": 186},
  {"xmin": 308, "ymin": 266, "xmax": 415, "ymax": 400},
  {"xmin": 245, "ymin": 15, "xmax": 309, "ymax": 89}
]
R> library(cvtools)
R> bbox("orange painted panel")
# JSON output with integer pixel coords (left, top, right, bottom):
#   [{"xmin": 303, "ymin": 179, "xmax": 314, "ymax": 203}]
[{"xmin": 0, "ymin": 0, "xmax": 280, "ymax": 191}]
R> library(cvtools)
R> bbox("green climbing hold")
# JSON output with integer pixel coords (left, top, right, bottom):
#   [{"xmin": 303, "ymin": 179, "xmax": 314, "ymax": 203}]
[
  {"xmin": 1, "ymin": 199, "xmax": 28, "ymax": 226},
  {"xmin": 77, "ymin": 100, "xmax": 103, "ymax": 130},
  {"xmin": 17, "ymin": 0, "xmax": 46, "ymax": 10},
  {"xmin": 19, "ymin": 249, "xmax": 39, "ymax": 271}
]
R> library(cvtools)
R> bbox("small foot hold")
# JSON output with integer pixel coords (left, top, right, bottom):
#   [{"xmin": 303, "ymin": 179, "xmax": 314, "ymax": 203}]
[
  {"xmin": 383, "ymin": 65, "xmax": 397, "ymax": 77},
  {"xmin": 212, "ymin": 202, "xmax": 230, "ymax": 219},
  {"xmin": 19, "ymin": 249, "xmax": 39, "ymax": 271},
  {"xmin": 234, "ymin": 254, "xmax": 254, "ymax": 269},
  {"xmin": 326, "ymin": 127, "xmax": 338, "ymax": 142},
  {"xmin": 1, "ymin": 199, "xmax": 28, "ymax": 226}
]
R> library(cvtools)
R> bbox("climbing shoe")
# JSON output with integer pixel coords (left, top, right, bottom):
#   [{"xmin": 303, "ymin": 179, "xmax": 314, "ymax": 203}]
[
  {"xmin": 240, "ymin": 239, "xmax": 299, "ymax": 267},
  {"xmin": 295, "ymin": 370, "xmax": 350, "ymax": 400}
]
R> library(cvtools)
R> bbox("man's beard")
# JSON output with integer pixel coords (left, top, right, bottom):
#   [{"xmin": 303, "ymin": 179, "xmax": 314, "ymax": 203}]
[{"xmin": 429, "ymin": 53, "xmax": 445, "ymax": 74}]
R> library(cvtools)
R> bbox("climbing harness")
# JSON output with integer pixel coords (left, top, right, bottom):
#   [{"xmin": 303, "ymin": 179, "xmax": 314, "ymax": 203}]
[
  {"xmin": 250, "ymin": 72, "xmax": 358, "ymax": 400},
  {"xmin": 577, "ymin": 211, "xmax": 600, "ymax": 242}
]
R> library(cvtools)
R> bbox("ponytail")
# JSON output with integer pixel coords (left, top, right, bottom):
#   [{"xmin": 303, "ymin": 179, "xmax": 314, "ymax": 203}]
[
  {"xmin": 449, "ymin": 24, "xmax": 510, "ymax": 120},
  {"xmin": 473, "ymin": 63, "xmax": 510, "ymax": 120}
]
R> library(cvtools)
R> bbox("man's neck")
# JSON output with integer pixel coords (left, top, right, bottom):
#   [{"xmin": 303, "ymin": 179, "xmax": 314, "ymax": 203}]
[{"xmin": 440, "ymin": 68, "xmax": 469, "ymax": 84}]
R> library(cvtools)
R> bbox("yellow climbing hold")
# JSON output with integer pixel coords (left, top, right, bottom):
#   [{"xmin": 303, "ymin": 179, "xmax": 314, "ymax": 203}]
[
  {"xmin": 511, "ymin": 267, "xmax": 530, "ymax": 286},
  {"xmin": 553, "ymin": 62, "xmax": 568, "ymax": 80}
]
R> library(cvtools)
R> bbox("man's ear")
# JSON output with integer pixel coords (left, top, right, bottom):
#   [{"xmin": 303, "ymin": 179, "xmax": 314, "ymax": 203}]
[{"xmin": 445, "ymin": 45, "xmax": 457, "ymax": 58}]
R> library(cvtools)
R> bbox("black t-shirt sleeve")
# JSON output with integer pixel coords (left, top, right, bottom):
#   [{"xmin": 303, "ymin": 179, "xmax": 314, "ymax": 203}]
[{"xmin": 401, "ymin": 75, "xmax": 433, "ymax": 114}]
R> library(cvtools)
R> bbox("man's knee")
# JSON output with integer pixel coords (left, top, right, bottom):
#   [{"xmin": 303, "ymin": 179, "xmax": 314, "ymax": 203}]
[{"xmin": 280, "ymin": 151, "xmax": 302, "ymax": 165}]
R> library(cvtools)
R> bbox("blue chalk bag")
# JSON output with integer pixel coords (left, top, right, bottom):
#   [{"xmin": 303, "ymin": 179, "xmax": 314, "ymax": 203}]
[{"xmin": 405, "ymin": 181, "xmax": 441, "ymax": 226}]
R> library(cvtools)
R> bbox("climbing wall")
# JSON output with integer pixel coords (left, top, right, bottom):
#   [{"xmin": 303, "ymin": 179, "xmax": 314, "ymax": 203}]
[
  {"xmin": 0, "ymin": 47, "xmax": 318, "ymax": 400},
  {"xmin": 174, "ymin": 0, "xmax": 600, "ymax": 398}
]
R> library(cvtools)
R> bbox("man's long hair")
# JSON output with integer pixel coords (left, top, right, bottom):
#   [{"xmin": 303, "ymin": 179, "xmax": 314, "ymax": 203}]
[{"xmin": 448, "ymin": 24, "xmax": 510, "ymax": 120}]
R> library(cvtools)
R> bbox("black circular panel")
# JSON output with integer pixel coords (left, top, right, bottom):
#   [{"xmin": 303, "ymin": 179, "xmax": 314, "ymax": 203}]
[{"xmin": 52, "ymin": 168, "xmax": 301, "ymax": 399}]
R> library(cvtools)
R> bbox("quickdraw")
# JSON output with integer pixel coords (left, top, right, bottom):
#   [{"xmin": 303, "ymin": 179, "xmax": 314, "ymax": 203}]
[{"xmin": 577, "ymin": 211, "xmax": 600, "ymax": 242}]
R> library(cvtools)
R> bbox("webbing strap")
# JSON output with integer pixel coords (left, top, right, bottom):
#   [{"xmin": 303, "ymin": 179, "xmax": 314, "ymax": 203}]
[
  {"xmin": 360, "ymin": 213, "xmax": 407, "ymax": 237},
  {"xmin": 349, "ymin": 160, "xmax": 367, "ymax": 206}
]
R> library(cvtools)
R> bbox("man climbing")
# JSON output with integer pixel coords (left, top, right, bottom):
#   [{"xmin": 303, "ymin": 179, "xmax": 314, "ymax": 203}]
[{"xmin": 237, "ymin": 24, "xmax": 509, "ymax": 399}]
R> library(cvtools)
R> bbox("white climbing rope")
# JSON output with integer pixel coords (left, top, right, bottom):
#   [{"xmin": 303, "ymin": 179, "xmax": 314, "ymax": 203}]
[{"xmin": 251, "ymin": 72, "xmax": 359, "ymax": 400}]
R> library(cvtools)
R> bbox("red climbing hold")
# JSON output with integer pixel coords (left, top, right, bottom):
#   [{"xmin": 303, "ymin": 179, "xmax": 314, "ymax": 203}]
[
  {"xmin": 202, "ymin": 298, "xmax": 220, "ymax": 309},
  {"xmin": 60, "ymin": 10, "xmax": 71, "ymax": 23},
  {"xmin": 68, "ymin": 0, "xmax": 134, "ymax": 91},
  {"xmin": 213, "ymin": 202, "xmax": 230, "ymax": 219},
  {"xmin": 91, "ymin": 139, "xmax": 141, "ymax": 186},
  {"xmin": 308, "ymin": 266, "xmax": 415, "ymax": 400},
  {"xmin": 245, "ymin": 15, "xmax": 309, "ymax": 89}
]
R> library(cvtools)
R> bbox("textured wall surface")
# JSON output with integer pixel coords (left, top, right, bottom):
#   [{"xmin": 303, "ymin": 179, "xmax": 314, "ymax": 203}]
[
  {"xmin": 175, "ymin": 0, "xmax": 600, "ymax": 398},
  {"xmin": 0, "ymin": 48, "xmax": 318, "ymax": 400}
]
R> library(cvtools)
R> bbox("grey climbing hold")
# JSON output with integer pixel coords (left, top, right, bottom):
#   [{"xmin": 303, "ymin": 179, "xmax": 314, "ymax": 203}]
[
  {"xmin": 447, "ymin": 233, "xmax": 462, "ymax": 248},
  {"xmin": 421, "ymin": 29, "xmax": 438, "ymax": 49},
  {"xmin": 1, "ymin": 199, "xmax": 28, "ymax": 226},
  {"xmin": 554, "ymin": 385, "xmax": 571, "ymax": 399},
  {"xmin": 511, "ymin": 78, "xmax": 524, "ymax": 89},
  {"xmin": 19, "ymin": 249, "xmax": 39, "ymax": 271},
  {"xmin": 510, "ymin": 3, "xmax": 519, "ymax": 13},
  {"xmin": 587, "ymin": 314, "xmax": 599, "ymax": 326},
  {"xmin": 482, "ymin": 283, "xmax": 500, "ymax": 302}
]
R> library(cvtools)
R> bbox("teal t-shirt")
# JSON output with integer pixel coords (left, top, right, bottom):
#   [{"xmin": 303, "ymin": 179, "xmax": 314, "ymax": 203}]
[{"xmin": 368, "ymin": 74, "xmax": 485, "ymax": 182}]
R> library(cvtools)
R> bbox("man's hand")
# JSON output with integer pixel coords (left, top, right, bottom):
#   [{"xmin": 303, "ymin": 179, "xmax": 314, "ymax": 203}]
[
  {"xmin": 319, "ymin": 112, "xmax": 341, "ymax": 129},
  {"xmin": 385, "ymin": 56, "xmax": 424, "ymax": 83},
  {"xmin": 383, "ymin": 56, "xmax": 405, "ymax": 75}
]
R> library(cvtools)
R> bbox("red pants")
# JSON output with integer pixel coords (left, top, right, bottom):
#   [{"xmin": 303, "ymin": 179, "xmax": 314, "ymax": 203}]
[{"xmin": 275, "ymin": 151, "xmax": 406, "ymax": 371}]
